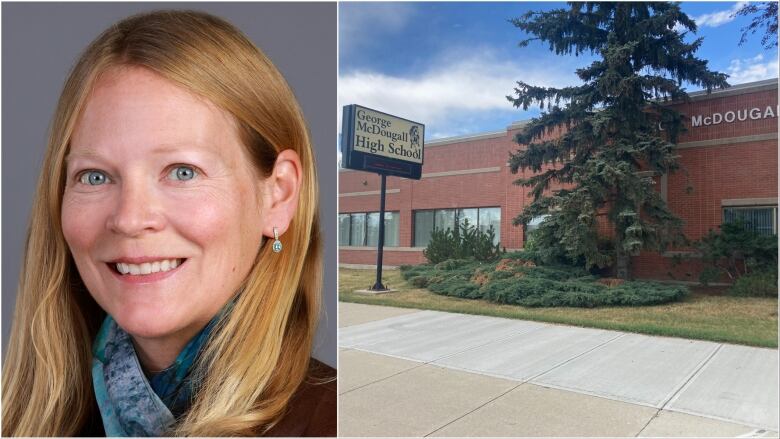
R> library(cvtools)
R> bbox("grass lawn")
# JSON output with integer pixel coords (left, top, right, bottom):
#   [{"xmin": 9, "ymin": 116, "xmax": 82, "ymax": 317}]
[{"xmin": 340, "ymin": 268, "xmax": 778, "ymax": 348}]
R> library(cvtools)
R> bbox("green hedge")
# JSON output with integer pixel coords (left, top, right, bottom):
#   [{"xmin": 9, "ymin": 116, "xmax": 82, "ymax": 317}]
[
  {"xmin": 400, "ymin": 257, "xmax": 688, "ymax": 308},
  {"xmin": 729, "ymin": 271, "xmax": 778, "ymax": 298},
  {"xmin": 423, "ymin": 220, "xmax": 503, "ymax": 264}
]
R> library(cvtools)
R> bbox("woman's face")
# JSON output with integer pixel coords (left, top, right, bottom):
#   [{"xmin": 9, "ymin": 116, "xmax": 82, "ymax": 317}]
[{"xmin": 62, "ymin": 66, "xmax": 266, "ymax": 345}]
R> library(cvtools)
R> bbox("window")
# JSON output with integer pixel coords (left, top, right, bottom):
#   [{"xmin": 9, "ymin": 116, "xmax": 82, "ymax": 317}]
[
  {"xmin": 338, "ymin": 214, "xmax": 351, "ymax": 246},
  {"xmin": 384, "ymin": 212, "xmax": 400, "ymax": 246},
  {"xmin": 478, "ymin": 208, "xmax": 500, "ymax": 243},
  {"xmin": 366, "ymin": 213, "xmax": 380, "ymax": 247},
  {"xmin": 723, "ymin": 206, "xmax": 777, "ymax": 236},
  {"xmin": 350, "ymin": 213, "xmax": 366, "ymax": 246},
  {"xmin": 367, "ymin": 212, "xmax": 399, "ymax": 246},
  {"xmin": 459, "ymin": 208, "xmax": 479, "ymax": 228},
  {"xmin": 339, "ymin": 212, "xmax": 400, "ymax": 246},
  {"xmin": 414, "ymin": 211, "xmax": 434, "ymax": 247},
  {"xmin": 414, "ymin": 207, "xmax": 501, "ymax": 246},
  {"xmin": 434, "ymin": 209, "xmax": 456, "ymax": 234}
]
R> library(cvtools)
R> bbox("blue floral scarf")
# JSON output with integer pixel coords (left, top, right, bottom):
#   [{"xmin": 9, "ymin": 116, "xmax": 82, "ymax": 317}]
[{"xmin": 92, "ymin": 315, "xmax": 218, "ymax": 436}]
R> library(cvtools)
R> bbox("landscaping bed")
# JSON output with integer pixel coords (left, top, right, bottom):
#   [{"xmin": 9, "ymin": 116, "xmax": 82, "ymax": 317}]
[
  {"xmin": 400, "ymin": 254, "xmax": 688, "ymax": 308},
  {"xmin": 339, "ymin": 268, "xmax": 778, "ymax": 348}
]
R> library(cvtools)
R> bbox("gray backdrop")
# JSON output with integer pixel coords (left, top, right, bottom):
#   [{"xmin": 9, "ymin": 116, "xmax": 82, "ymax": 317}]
[{"xmin": 1, "ymin": 2, "xmax": 337, "ymax": 367}]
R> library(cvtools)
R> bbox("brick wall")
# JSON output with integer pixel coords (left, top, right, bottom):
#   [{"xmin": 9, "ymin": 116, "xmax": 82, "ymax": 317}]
[{"xmin": 340, "ymin": 81, "xmax": 778, "ymax": 281}]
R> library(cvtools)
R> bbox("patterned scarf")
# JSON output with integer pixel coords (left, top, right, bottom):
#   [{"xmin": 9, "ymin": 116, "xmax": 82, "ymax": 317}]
[{"xmin": 92, "ymin": 315, "xmax": 218, "ymax": 436}]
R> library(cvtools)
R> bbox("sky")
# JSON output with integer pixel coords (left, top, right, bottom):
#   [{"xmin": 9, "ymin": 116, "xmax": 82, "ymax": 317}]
[{"xmin": 338, "ymin": 2, "xmax": 779, "ymax": 143}]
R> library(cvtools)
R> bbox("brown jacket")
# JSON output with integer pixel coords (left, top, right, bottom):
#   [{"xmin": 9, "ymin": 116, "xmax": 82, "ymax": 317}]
[{"xmin": 264, "ymin": 359, "xmax": 336, "ymax": 437}]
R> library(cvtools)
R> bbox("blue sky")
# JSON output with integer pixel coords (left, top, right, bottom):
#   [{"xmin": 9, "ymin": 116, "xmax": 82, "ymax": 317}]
[{"xmin": 338, "ymin": 2, "xmax": 779, "ymax": 142}]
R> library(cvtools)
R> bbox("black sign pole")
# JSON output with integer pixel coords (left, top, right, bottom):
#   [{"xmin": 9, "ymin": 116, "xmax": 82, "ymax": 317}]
[{"xmin": 371, "ymin": 173, "xmax": 388, "ymax": 291}]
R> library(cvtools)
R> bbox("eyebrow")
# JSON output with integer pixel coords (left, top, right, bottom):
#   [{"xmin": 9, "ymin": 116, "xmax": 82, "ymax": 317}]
[
  {"xmin": 65, "ymin": 143, "xmax": 221, "ymax": 163},
  {"xmin": 65, "ymin": 148, "xmax": 104, "ymax": 164}
]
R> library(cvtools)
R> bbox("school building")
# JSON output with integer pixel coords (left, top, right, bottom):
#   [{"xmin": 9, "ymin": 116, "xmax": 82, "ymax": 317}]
[{"xmin": 338, "ymin": 78, "xmax": 778, "ymax": 282}]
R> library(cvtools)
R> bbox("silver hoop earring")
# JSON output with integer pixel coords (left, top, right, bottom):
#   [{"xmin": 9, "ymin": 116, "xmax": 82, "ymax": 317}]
[{"xmin": 272, "ymin": 227, "xmax": 283, "ymax": 253}]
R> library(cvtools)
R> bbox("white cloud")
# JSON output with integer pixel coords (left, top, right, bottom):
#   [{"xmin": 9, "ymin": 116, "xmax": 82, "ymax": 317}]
[
  {"xmin": 338, "ymin": 50, "xmax": 580, "ymax": 139},
  {"xmin": 693, "ymin": 1, "xmax": 747, "ymax": 28},
  {"xmin": 726, "ymin": 53, "xmax": 779, "ymax": 83}
]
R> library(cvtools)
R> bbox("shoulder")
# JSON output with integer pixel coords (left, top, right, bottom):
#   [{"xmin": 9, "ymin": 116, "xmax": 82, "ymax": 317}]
[{"xmin": 263, "ymin": 358, "xmax": 336, "ymax": 437}]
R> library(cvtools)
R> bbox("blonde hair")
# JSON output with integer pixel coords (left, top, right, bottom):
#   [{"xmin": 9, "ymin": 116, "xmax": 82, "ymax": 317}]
[{"xmin": 2, "ymin": 10, "xmax": 323, "ymax": 436}]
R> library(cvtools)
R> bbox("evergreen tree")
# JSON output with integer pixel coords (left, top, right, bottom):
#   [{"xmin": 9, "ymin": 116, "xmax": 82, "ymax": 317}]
[
  {"xmin": 734, "ymin": 1, "xmax": 778, "ymax": 50},
  {"xmin": 508, "ymin": 2, "xmax": 728, "ymax": 278}
]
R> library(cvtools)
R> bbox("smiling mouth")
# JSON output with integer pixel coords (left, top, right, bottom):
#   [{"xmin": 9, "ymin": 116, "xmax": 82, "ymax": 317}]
[{"xmin": 109, "ymin": 258, "xmax": 186, "ymax": 276}]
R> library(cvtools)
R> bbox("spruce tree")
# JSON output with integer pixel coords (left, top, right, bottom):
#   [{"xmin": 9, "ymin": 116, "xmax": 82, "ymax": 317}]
[
  {"xmin": 508, "ymin": 2, "xmax": 729, "ymax": 278},
  {"xmin": 734, "ymin": 1, "xmax": 778, "ymax": 50}
]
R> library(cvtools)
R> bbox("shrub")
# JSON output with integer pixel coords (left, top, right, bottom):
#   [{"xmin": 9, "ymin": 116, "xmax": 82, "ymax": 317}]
[
  {"xmin": 697, "ymin": 221, "xmax": 778, "ymax": 285},
  {"xmin": 423, "ymin": 219, "xmax": 503, "ymax": 264},
  {"xmin": 729, "ymin": 271, "xmax": 778, "ymax": 297},
  {"xmin": 427, "ymin": 277, "xmax": 478, "ymax": 298},
  {"xmin": 463, "ymin": 221, "xmax": 503, "ymax": 262},
  {"xmin": 521, "ymin": 265, "xmax": 593, "ymax": 281},
  {"xmin": 477, "ymin": 276, "xmax": 686, "ymax": 308},
  {"xmin": 490, "ymin": 270, "xmax": 515, "ymax": 281},
  {"xmin": 502, "ymin": 250, "xmax": 538, "ymax": 262},
  {"xmin": 400, "ymin": 254, "xmax": 688, "ymax": 308},
  {"xmin": 408, "ymin": 275, "xmax": 430, "ymax": 288},
  {"xmin": 423, "ymin": 228, "xmax": 459, "ymax": 264},
  {"xmin": 400, "ymin": 264, "xmax": 429, "ymax": 281},
  {"xmin": 434, "ymin": 259, "xmax": 471, "ymax": 271}
]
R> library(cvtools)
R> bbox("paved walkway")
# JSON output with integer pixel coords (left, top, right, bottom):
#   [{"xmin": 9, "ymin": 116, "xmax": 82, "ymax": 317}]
[{"xmin": 339, "ymin": 302, "xmax": 779, "ymax": 437}]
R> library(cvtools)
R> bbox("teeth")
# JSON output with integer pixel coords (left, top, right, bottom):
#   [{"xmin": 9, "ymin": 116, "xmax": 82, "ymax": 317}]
[{"xmin": 116, "ymin": 259, "xmax": 182, "ymax": 275}]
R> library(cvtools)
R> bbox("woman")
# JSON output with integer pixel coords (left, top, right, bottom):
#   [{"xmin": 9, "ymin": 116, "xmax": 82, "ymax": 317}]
[{"xmin": 2, "ymin": 10, "xmax": 334, "ymax": 436}]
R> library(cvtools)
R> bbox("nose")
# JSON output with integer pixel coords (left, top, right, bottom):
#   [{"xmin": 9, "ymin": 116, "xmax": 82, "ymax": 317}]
[{"xmin": 106, "ymin": 179, "xmax": 166, "ymax": 237}]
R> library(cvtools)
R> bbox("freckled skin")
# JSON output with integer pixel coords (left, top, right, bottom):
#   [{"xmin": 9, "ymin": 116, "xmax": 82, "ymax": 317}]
[{"xmin": 61, "ymin": 66, "xmax": 268, "ymax": 370}]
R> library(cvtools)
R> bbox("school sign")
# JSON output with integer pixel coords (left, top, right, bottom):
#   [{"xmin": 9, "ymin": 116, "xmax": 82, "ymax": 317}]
[{"xmin": 341, "ymin": 104, "xmax": 425, "ymax": 179}]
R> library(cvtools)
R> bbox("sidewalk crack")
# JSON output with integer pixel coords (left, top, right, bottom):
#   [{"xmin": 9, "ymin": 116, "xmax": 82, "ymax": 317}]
[
  {"xmin": 659, "ymin": 343, "xmax": 723, "ymax": 409},
  {"xmin": 423, "ymin": 382, "xmax": 525, "ymax": 437},
  {"xmin": 635, "ymin": 409, "xmax": 663, "ymax": 437},
  {"xmin": 633, "ymin": 343, "xmax": 724, "ymax": 437},
  {"xmin": 527, "ymin": 332, "xmax": 626, "ymax": 382},
  {"xmin": 339, "ymin": 355, "xmax": 426, "ymax": 396}
]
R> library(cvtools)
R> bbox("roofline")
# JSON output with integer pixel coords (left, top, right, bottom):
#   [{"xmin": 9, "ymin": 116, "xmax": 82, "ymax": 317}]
[
  {"xmin": 419, "ymin": 78, "xmax": 778, "ymax": 147},
  {"xmin": 686, "ymin": 77, "xmax": 777, "ymax": 101},
  {"xmin": 426, "ymin": 129, "xmax": 505, "ymax": 147},
  {"xmin": 339, "ymin": 78, "xmax": 778, "ymax": 169},
  {"xmin": 337, "ymin": 74, "xmax": 775, "ymax": 174}
]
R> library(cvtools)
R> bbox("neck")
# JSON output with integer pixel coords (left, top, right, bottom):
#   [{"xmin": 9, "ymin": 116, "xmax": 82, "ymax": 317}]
[
  {"xmin": 130, "ymin": 326, "xmax": 202, "ymax": 373},
  {"xmin": 126, "ymin": 302, "xmax": 232, "ymax": 374}
]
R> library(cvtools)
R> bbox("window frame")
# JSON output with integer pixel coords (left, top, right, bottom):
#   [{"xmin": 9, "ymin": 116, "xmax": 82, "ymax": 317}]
[
  {"xmin": 413, "ymin": 206, "xmax": 501, "ymax": 247},
  {"xmin": 722, "ymin": 205, "xmax": 778, "ymax": 236},
  {"xmin": 339, "ymin": 211, "xmax": 401, "ymax": 247}
]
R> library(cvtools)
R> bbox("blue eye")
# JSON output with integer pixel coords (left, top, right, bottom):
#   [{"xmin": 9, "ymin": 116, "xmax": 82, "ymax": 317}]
[
  {"xmin": 169, "ymin": 166, "xmax": 197, "ymax": 181},
  {"xmin": 79, "ymin": 170, "xmax": 109, "ymax": 186}
]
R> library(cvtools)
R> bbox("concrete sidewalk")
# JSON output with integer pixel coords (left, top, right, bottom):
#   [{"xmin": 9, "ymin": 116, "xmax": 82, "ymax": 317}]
[{"xmin": 339, "ymin": 302, "xmax": 779, "ymax": 437}]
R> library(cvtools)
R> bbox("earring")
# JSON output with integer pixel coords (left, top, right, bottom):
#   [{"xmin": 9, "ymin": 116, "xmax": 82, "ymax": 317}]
[{"xmin": 272, "ymin": 227, "xmax": 283, "ymax": 253}]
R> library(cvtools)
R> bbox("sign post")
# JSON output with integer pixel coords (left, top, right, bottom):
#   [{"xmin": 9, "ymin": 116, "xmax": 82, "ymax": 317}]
[
  {"xmin": 341, "ymin": 105, "xmax": 425, "ymax": 292},
  {"xmin": 373, "ymin": 174, "xmax": 388, "ymax": 290}
]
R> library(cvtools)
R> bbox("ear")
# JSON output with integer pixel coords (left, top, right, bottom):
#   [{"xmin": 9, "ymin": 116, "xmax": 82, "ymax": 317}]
[{"xmin": 261, "ymin": 149, "xmax": 302, "ymax": 239}]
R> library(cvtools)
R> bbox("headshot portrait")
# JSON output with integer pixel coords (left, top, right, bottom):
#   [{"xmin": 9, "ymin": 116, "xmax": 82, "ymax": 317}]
[{"xmin": 1, "ymin": 3, "xmax": 336, "ymax": 437}]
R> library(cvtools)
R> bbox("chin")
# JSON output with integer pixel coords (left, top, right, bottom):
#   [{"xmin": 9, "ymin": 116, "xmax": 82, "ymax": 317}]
[{"xmin": 111, "ymin": 306, "xmax": 185, "ymax": 340}]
